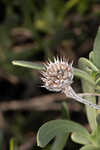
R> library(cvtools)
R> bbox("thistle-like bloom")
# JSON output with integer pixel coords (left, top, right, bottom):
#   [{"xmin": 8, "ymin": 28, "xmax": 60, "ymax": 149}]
[
  {"xmin": 41, "ymin": 57, "xmax": 73, "ymax": 92},
  {"xmin": 41, "ymin": 57, "xmax": 100, "ymax": 110}
]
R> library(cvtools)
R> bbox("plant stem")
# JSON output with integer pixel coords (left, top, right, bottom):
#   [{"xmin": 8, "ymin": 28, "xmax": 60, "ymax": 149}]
[{"xmin": 63, "ymin": 86, "xmax": 100, "ymax": 110}]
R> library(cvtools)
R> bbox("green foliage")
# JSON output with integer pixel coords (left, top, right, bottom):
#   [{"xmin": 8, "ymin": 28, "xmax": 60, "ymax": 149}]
[
  {"xmin": 51, "ymin": 133, "xmax": 68, "ymax": 150},
  {"xmin": 78, "ymin": 57, "xmax": 97, "ymax": 130},
  {"xmin": 37, "ymin": 119, "xmax": 90, "ymax": 148},
  {"xmin": 12, "ymin": 60, "xmax": 44, "ymax": 70},
  {"xmin": 71, "ymin": 132, "xmax": 90, "ymax": 145},
  {"xmin": 80, "ymin": 145, "xmax": 100, "ymax": 150},
  {"xmin": 91, "ymin": 27, "xmax": 100, "ymax": 69},
  {"xmin": 77, "ymin": 28, "xmax": 100, "ymax": 149}
]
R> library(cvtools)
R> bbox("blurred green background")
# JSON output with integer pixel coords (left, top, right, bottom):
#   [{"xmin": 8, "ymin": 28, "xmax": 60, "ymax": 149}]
[{"xmin": 0, "ymin": 0, "xmax": 100, "ymax": 149}]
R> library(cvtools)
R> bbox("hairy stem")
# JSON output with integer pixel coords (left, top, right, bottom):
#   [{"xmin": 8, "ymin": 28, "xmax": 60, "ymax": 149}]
[{"xmin": 63, "ymin": 86, "xmax": 100, "ymax": 110}]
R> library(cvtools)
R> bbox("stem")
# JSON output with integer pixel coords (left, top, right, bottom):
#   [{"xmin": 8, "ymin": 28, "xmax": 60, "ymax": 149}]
[{"xmin": 63, "ymin": 86, "xmax": 100, "ymax": 110}]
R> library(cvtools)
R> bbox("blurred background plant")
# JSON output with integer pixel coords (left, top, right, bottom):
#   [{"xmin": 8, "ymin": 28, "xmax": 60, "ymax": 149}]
[{"xmin": 0, "ymin": 0, "xmax": 100, "ymax": 150}]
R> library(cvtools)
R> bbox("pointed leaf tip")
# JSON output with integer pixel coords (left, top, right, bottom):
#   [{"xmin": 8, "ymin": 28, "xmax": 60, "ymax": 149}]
[{"xmin": 11, "ymin": 60, "xmax": 45, "ymax": 70}]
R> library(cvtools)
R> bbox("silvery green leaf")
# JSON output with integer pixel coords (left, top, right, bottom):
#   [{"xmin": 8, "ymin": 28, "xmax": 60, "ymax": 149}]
[
  {"xmin": 71, "ymin": 132, "xmax": 90, "ymax": 145},
  {"xmin": 12, "ymin": 60, "xmax": 45, "ymax": 70},
  {"xmin": 80, "ymin": 145, "xmax": 100, "ymax": 150},
  {"xmin": 92, "ymin": 27, "xmax": 100, "ymax": 69},
  {"xmin": 37, "ymin": 119, "xmax": 90, "ymax": 148}
]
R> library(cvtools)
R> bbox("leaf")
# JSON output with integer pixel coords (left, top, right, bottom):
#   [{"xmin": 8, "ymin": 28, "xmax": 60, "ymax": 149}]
[
  {"xmin": 12, "ymin": 60, "xmax": 45, "ymax": 70},
  {"xmin": 89, "ymin": 51, "xmax": 94, "ymax": 62},
  {"xmin": 80, "ymin": 79, "xmax": 97, "ymax": 131},
  {"xmin": 96, "ymin": 77, "xmax": 100, "ymax": 85},
  {"xmin": 78, "ymin": 58, "xmax": 97, "ymax": 131},
  {"xmin": 92, "ymin": 27, "xmax": 100, "ymax": 69},
  {"xmin": 51, "ymin": 133, "xmax": 69, "ymax": 150},
  {"xmin": 37, "ymin": 119, "xmax": 90, "ymax": 148},
  {"xmin": 90, "ymin": 113, "xmax": 100, "ymax": 147},
  {"xmin": 78, "ymin": 58, "xmax": 99, "ymax": 72},
  {"xmin": 96, "ymin": 113, "xmax": 100, "ymax": 125},
  {"xmin": 73, "ymin": 67, "xmax": 96, "ymax": 86},
  {"xmin": 80, "ymin": 145, "xmax": 100, "ymax": 150},
  {"xmin": 71, "ymin": 132, "xmax": 90, "ymax": 145}
]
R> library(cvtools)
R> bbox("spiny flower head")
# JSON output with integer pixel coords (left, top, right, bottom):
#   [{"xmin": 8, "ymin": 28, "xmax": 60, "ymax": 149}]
[{"xmin": 41, "ymin": 57, "xmax": 73, "ymax": 92}]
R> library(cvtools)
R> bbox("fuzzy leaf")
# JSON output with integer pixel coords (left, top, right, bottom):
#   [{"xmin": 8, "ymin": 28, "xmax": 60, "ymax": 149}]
[
  {"xmin": 78, "ymin": 58, "xmax": 97, "ymax": 131},
  {"xmin": 81, "ymin": 80, "xmax": 97, "ymax": 131},
  {"xmin": 73, "ymin": 67, "xmax": 95, "ymax": 86},
  {"xmin": 90, "ymin": 113, "xmax": 100, "ymax": 147},
  {"xmin": 92, "ymin": 27, "xmax": 100, "ymax": 69},
  {"xmin": 89, "ymin": 51, "xmax": 94, "ymax": 62},
  {"xmin": 71, "ymin": 132, "xmax": 90, "ymax": 145},
  {"xmin": 12, "ymin": 60, "xmax": 45, "ymax": 70},
  {"xmin": 96, "ymin": 77, "xmax": 100, "ymax": 85},
  {"xmin": 80, "ymin": 145, "xmax": 100, "ymax": 150},
  {"xmin": 78, "ymin": 58, "xmax": 99, "ymax": 72},
  {"xmin": 51, "ymin": 132, "xmax": 69, "ymax": 150},
  {"xmin": 37, "ymin": 119, "xmax": 90, "ymax": 148}
]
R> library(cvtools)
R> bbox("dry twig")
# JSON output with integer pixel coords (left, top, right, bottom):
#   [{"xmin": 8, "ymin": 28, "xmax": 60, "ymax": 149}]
[{"xmin": 0, "ymin": 93, "xmax": 99, "ymax": 112}]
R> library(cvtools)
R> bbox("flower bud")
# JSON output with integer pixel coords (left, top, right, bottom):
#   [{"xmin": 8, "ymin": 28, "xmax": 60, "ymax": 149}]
[{"xmin": 41, "ymin": 57, "xmax": 73, "ymax": 92}]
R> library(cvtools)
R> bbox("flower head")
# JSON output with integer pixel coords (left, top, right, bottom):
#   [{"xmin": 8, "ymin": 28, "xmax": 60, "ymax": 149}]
[
  {"xmin": 40, "ymin": 57, "xmax": 100, "ymax": 110},
  {"xmin": 41, "ymin": 57, "xmax": 73, "ymax": 92}
]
